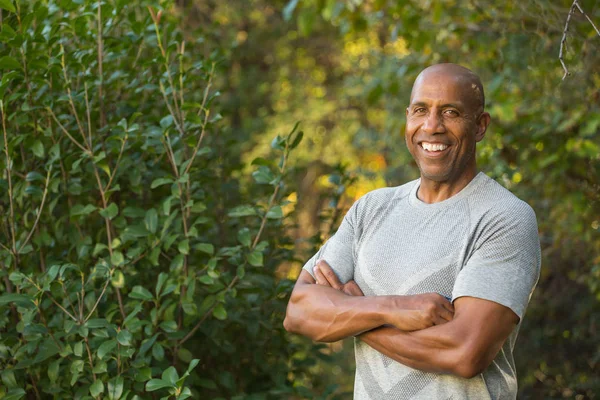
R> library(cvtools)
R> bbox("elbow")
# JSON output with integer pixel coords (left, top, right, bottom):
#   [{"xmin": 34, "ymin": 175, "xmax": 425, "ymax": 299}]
[{"xmin": 451, "ymin": 349, "xmax": 490, "ymax": 379}]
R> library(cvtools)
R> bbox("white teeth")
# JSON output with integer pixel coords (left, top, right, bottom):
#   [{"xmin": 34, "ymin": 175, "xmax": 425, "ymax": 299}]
[{"xmin": 421, "ymin": 142, "xmax": 448, "ymax": 152}]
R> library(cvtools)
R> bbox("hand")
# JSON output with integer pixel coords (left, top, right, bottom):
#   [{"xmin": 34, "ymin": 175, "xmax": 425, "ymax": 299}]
[
  {"xmin": 313, "ymin": 259, "xmax": 364, "ymax": 296},
  {"xmin": 386, "ymin": 293, "xmax": 455, "ymax": 331}
]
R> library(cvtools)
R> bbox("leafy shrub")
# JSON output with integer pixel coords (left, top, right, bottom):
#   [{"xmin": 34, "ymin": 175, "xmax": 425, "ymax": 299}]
[{"xmin": 0, "ymin": 1, "xmax": 332, "ymax": 398}]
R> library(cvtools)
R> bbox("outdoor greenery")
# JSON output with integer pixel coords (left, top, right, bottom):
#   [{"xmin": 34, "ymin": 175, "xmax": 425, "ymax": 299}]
[{"xmin": 0, "ymin": 0, "xmax": 599, "ymax": 399}]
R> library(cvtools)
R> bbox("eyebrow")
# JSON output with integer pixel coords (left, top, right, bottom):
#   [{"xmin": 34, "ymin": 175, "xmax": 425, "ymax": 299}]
[{"xmin": 409, "ymin": 101, "xmax": 465, "ymax": 109}]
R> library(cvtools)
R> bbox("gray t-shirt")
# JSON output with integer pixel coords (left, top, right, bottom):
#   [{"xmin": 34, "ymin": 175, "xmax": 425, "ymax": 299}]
[{"xmin": 303, "ymin": 172, "xmax": 541, "ymax": 400}]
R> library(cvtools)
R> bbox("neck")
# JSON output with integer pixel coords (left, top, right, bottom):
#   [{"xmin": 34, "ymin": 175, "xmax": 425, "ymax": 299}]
[{"xmin": 417, "ymin": 168, "xmax": 478, "ymax": 204}]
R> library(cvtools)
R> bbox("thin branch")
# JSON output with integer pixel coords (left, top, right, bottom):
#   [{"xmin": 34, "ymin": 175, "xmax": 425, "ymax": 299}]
[
  {"xmin": 559, "ymin": 1, "xmax": 578, "ymax": 80},
  {"xmin": 574, "ymin": 1, "xmax": 600, "ymax": 37},
  {"xmin": 183, "ymin": 65, "xmax": 215, "ymax": 177},
  {"xmin": 60, "ymin": 47, "xmax": 89, "ymax": 148},
  {"xmin": 559, "ymin": 0, "xmax": 600, "ymax": 80},
  {"xmin": 1, "ymin": 100, "xmax": 17, "ymax": 255},
  {"xmin": 47, "ymin": 108, "xmax": 91, "ymax": 155},
  {"xmin": 84, "ymin": 82, "xmax": 93, "ymax": 149},
  {"xmin": 97, "ymin": 0, "xmax": 106, "ymax": 127},
  {"xmin": 104, "ymin": 134, "xmax": 128, "ymax": 192},
  {"xmin": 85, "ymin": 338, "xmax": 97, "ymax": 381},
  {"xmin": 18, "ymin": 166, "xmax": 53, "ymax": 254},
  {"xmin": 84, "ymin": 274, "xmax": 111, "ymax": 323},
  {"xmin": 159, "ymin": 80, "xmax": 186, "ymax": 138}
]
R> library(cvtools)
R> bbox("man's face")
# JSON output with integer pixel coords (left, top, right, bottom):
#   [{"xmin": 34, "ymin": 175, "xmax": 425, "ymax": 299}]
[{"xmin": 405, "ymin": 71, "xmax": 489, "ymax": 184}]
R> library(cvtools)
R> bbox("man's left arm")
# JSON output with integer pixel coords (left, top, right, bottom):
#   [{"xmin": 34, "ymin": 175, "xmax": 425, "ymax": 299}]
[{"xmin": 358, "ymin": 296, "xmax": 518, "ymax": 378}]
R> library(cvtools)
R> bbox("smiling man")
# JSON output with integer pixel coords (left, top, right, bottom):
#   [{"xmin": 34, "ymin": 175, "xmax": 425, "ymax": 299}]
[{"xmin": 284, "ymin": 64, "xmax": 541, "ymax": 399}]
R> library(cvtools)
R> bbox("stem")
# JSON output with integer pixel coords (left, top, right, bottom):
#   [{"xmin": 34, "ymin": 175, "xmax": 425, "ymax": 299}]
[
  {"xmin": 85, "ymin": 337, "xmax": 97, "ymax": 381},
  {"xmin": 47, "ymin": 108, "xmax": 91, "ymax": 155},
  {"xmin": 105, "ymin": 134, "xmax": 128, "ymax": 192},
  {"xmin": 84, "ymin": 274, "xmax": 111, "ymax": 322},
  {"xmin": 18, "ymin": 166, "xmax": 52, "ymax": 254},
  {"xmin": 97, "ymin": 0, "xmax": 106, "ymax": 127},
  {"xmin": 1, "ymin": 101, "xmax": 17, "ymax": 256}
]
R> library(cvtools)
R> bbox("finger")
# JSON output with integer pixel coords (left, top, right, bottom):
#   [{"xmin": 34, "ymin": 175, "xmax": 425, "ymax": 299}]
[
  {"xmin": 313, "ymin": 266, "xmax": 330, "ymax": 287},
  {"xmin": 344, "ymin": 280, "xmax": 364, "ymax": 296},
  {"xmin": 316, "ymin": 259, "xmax": 343, "ymax": 290},
  {"xmin": 439, "ymin": 306, "xmax": 454, "ymax": 322}
]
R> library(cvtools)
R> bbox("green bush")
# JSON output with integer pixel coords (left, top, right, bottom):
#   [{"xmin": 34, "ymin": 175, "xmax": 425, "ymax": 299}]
[{"xmin": 0, "ymin": 1, "xmax": 332, "ymax": 398}]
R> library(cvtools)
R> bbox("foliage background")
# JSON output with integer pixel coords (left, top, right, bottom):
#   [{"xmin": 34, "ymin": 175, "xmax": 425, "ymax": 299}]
[{"xmin": 0, "ymin": 0, "xmax": 599, "ymax": 399}]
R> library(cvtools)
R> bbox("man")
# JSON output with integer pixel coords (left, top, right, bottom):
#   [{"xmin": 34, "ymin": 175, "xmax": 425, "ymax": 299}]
[{"xmin": 284, "ymin": 63, "xmax": 541, "ymax": 399}]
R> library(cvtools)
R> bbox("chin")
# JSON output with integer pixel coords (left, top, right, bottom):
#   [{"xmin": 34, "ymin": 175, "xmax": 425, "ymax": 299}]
[{"xmin": 419, "ymin": 167, "xmax": 451, "ymax": 182}]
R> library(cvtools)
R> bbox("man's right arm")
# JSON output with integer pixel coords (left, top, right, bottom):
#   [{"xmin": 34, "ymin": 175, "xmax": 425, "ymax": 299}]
[{"xmin": 283, "ymin": 262, "xmax": 454, "ymax": 342}]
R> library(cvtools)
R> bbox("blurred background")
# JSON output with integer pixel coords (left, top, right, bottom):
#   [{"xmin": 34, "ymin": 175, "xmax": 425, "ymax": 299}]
[{"xmin": 0, "ymin": 0, "xmax": 599, "ymax": 399}]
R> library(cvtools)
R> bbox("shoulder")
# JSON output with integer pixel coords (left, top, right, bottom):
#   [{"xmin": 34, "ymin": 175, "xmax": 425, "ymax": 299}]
[
  {"xmin": 353, "ymin": 179, "xmax": 416, "ymax": 211},
  {"xmin": 345, "ymin": 179, "xmax": 418, "ymax": 225},
  {"xmin": 469, "ymin": 173, "xmax": 537, "ymax": 227}
]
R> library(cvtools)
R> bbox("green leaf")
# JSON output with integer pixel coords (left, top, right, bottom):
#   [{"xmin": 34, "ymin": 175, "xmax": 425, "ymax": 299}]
[
  {"xmin": 152, "ymin": 342, "xmax": 165, "ymax": 361},
  {"xmin": 178, "ymin": 239, "xmax": 189, "ymax": 255},
  {"xmin": 0, "ymin": 55, "xmax": 19, "ymax": 69},
  {"xmin": 162, "ymin": 366, "xmax": 179, "ymax": 385},
  {"xmin": 116, "ymin": 330, "xmax": 132, "ymax": 346},
  {"xmin": 266, "ymin": 205, "xmax": 283, "ymax": 219},
  {"xmin": 70, "ymin": 204, "xmax": 97, "ymax": 217},
  {"xmin": 97, "ymin": 340, "xmax": 117, "ymax": 360},
  {"xmin": 25, "ymin": 171, "xmax": 45, "ymax": 182},
  {"xmin": 289, "ymin": 130, "xmax": 303, "ymax": 149},
  {"xmin": 48, "ymin": 360, "xmax": 60, "ymax": 382},
  {"xmin": 151, "ymin": 177, "xmax": 173, "ymax": 189},
  {"xmin": 129, "ymin": 285, "xmax": 153, "ymax": 301},
  {"xmin": 190, "ymin": 201, "xmax": 206, "ymax": 213},
  {"xmin": 3, "ymin": 388, "xmax": 25, "ymax": 400},
  {"xmin": 1, "ymin": 369, "xmax": 18, "ymax": 388},
  {"xmin": 228, "ymin": 205, "xmax": 257, "ymax": 217},
  {"xmin": 107, "ymin": 376, "xmax": 124, "ymax": 400},
  {"xmin": 123, "ymin": 224, "xmax": 149, "ymax": 238},
  {"xmin": 237, "ymin": 228, "xmax": 252, "ymax": 247},
  {"xmin": 252, "ymin": 166, "xmax": 276, "ymax": 184},
  {"xmin": 74, "ymin": 341, "xmax": 83, "ymax": 357},
  {"xmin": 194, "ymin": 243, "xmax": 214, "ymax": 255},
  {"xmin": 111, "ymin": 270, "xmax": 125, "ymax": 288},
  {"xmin": 155, "ymin": 272, "xmax": 168, "ymax": 296},
  {"xmin": 90, "ymin": 380, "xmax": 104, "ymax": 398},
  {"xmin": 100, "ymin": 203, "xmax": 119, "ymax": 220},
  {"xmin": 248, "ymin": 250, "xmax": 264, "ymax": 267},
  {"xmin": 145, "ymin": 208, "xmax": 158, "ymax": 234},
  {"xmin": 0, "ymin": 293, "xmax": 35, "ymax": 309},
  {"xmin": 146, "ymin": 379, "xmax": 174, "ymax": 391},
  {"xmin": 212, "ymin": 304, "xmax": 227, "ymax": 320},
  {"xmin": 159, "ymin": 320, "xmax": 178, "ymax": 333},
  {"xmin": 31, "ymin": 140, "xmax": 44, "ymax": 158},
  {"xmin": 111, "ymin": 251, "xmax": 125, "ymax": 266}
]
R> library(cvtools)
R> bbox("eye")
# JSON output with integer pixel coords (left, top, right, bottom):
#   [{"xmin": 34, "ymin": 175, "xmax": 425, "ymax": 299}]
[
  {"xmin": 443, "ymin": 109, "xmax": 459, "ymax": 117},
  {"xmin": 413, "ymin": 107, "xmax": 427, "ymax": 114}
]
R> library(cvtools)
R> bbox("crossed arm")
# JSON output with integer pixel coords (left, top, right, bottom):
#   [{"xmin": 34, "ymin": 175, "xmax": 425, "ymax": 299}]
[{"xmin": 283, "ymin": 260, "xmax": 519, "ymax": 378}]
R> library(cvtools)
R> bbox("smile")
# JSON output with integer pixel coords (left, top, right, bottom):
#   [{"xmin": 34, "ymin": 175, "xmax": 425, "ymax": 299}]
[{"xmin": 419, "ymin": 142, "xmax": 449, "ymax": 152}]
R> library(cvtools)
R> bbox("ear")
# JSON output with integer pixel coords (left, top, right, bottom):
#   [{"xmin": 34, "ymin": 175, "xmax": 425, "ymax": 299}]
[
  {"xmin": 475, "ymin": 112, "xmax": 491, "ymax": 142},
  {"xmin": 405, "ymin": 107, "xmax": 409, "ymax": 118}
]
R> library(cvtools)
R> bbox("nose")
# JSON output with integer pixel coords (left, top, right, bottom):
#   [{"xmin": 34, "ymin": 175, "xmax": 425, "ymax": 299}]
[{"xmin": 422, "ymin": 111, "xmax": 446, "ymax": 134}]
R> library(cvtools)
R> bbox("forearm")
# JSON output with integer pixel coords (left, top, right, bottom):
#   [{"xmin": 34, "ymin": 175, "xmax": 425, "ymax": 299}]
[
  {"xmin": 284, "ymin": 283, "xmax": 391, "ymax": 342},
  {"xmin": 360, "ymin": 324, "xmax": 469, "ymax": 376}
]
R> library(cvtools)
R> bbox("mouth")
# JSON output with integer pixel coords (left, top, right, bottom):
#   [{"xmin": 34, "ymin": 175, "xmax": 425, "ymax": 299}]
[{"xmin": 418, "ymin": 141, "xmax": 450, "ymax": 157}]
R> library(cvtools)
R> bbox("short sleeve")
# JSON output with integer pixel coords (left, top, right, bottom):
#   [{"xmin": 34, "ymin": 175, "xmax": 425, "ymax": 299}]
[
  {"xmin": 301, "ymin": 200, "xmax": 360, "ymax": 284},
  {"xmin": 452, "ymin": 203, "xmax": 541, "ymax": 320}
]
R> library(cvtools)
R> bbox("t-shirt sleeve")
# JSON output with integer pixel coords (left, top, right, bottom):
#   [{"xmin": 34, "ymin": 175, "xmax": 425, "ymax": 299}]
[
  {"xmin": 301, "ymin": 199, "xmax": 360, "ymax": 284},
  {"xmin": 452, "ymin": 203, "xmax": 541, "ymax": 320}
]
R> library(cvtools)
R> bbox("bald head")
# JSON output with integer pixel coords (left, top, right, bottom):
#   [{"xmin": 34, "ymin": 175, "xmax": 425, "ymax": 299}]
[{"xmin": 411, "ymin": 64, "xmax": 485, "ymax": 114}]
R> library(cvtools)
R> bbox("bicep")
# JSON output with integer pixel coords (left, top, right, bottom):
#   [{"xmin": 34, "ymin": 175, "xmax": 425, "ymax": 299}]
[{"xmin": 451, "ymin": 296, "xmax": 519, "ymax": 366}]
